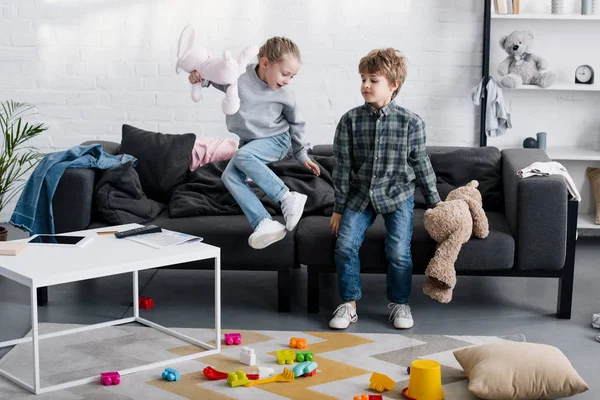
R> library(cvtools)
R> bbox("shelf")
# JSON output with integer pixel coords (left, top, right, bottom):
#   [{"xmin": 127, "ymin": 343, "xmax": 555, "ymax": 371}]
[
  {"xmin": 492, "ymin": 13, "xmax": 600, "ymax": 20},
  {"xmin": 504, "ymin": 83, "xmax": 600, "ymax": 92},
  {"xmin": 545, "ymin": 147, "xmax": 600, "ymax": 161},
  {"xmin": 578, "ymin": 213, "xmax": 600, "ymax": 230}
]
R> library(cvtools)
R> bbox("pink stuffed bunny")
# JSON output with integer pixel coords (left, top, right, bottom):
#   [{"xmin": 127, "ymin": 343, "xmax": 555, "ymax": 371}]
[{"xmin": 175, "ymin": 23, "xmax": 258, "ymax": 115}]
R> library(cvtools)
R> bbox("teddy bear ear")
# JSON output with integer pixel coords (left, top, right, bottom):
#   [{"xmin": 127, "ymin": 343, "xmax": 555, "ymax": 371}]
[
  {"xmin": 525, "ymin": 31, "xmax": 534, "ymax": 41},
  {"xmin": 468, "ymin": 180, "xmax": 479, "ymax": 188},
  {"xmin": 499, "ymin": 36, "xmax": 508, "ymax": 48}
]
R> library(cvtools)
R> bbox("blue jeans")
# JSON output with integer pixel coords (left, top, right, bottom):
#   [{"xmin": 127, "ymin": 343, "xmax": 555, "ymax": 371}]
[
  {"xmin": 334, "ymin": 195, "xmax": 414, "ymax": 304},
  {"xmin": 222, "ymin": 133, "xmax": 291, "ymax": 229}
]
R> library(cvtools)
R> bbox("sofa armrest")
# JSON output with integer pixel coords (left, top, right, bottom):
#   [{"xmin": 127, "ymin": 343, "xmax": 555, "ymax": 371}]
[
  {"xmin": 52, "ymin": 168, "xmax": 97, "ymax": 234},
  {"xmin": 502, "ymin": 149, "xmax": 568, "ymax": 270}
]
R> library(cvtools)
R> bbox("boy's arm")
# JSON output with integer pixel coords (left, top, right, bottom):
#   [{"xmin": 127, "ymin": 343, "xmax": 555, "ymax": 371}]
[
  {"xmin": 408, "ymin": 117, "xmax": 441, "ymax": 206},
  {"xmin": 332, "ymin": 115, "xmax": 352, "ymax": 214},
  {"xmin": 282, "ymin": 100, "xmax": 310, "ymax": 165},
  {"xmin": 200, "ymin": 78, "xmax": 229, "ymax": 94}
]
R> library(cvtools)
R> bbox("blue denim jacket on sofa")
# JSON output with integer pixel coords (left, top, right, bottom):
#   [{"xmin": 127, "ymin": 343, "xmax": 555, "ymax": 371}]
[{"xmin": 10, "ymin": 144, "xmax": 136, "ymax": 234}]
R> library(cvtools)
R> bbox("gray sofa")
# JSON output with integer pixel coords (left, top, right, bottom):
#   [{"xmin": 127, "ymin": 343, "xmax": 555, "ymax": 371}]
[{"xmin": 46, "ymin": 141, "xmax": 577, "ymax": 318}]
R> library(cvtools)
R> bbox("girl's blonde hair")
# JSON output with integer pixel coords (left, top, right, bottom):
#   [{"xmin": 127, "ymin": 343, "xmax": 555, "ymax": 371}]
[
  {"xmin": 359, "ymin": 48, "xmax": 407, "ymax": 99},
  {"xmin": 258, "ymin": 36, "xmax": 301, "ymax": 63}
]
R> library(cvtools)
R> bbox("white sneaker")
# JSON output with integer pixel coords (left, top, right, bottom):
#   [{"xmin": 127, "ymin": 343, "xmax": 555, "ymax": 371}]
[
  {"xmin": 248, "ymin": 219, "xmax": 286, "ymax": 249},
  {"xmin": 329, "ymin": 303, "xmax": 358, "ymax": 329},
  {"xmin": 280, "ymin": 192, "xmax": 307, "ymax": 231},
  {"xmin": 389, "ymin": 303, "xmax": 414, "ymax": 329}
]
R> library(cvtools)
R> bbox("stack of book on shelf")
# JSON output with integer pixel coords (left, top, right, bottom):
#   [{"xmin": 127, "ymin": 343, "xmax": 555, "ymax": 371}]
[{"xmin": 494, "ymin": 0, "xmax": 520, "ymax": 14}]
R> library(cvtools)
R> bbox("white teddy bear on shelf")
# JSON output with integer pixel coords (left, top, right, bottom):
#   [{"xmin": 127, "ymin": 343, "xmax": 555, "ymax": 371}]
[{"xmin": 175, "ymin": 23, "xmax": 258, "ymax": 115}]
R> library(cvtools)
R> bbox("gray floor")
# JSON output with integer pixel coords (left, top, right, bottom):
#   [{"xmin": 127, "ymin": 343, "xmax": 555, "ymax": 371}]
[{"xmin": 0, "ymin": 225, "xmax": 599, "ymax": 399}]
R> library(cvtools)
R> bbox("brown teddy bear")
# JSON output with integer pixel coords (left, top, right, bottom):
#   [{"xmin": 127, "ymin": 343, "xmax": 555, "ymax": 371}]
[{"xmin": 423, "ymin": 180, "xmax": 489, "ymax": 303}]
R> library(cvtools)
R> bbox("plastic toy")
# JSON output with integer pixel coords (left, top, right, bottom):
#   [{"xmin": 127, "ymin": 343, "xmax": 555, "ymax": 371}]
[
  {"xmin": 227, "ymin": 370, "xmax": 249, "ymax": 387},
  {"xmin": 289, "ymin": 337, "xmax": 307, "ymax": 349},
  {"xmin": 369, "ymin": 372, "xmax": 395, "ymax": 393},
  {"xmin": 138, "ymin": 296, "xmax": 154, "ymax": 309},
  {"xmin": 407, "ymin": 366, "xmax": 411, "ymax": 374},
  {"xmin": 175, "ymin": 23, "xmax": 258, "ymax": 115},
  {"xmin": 292, "ymin": 361, "xmax": 318, "ymax": 378},
  {"xmin": 203, "ymin": 366, "xmax": 259, "ymax": 380},
  {"xmin": 295, "ymin": 351, "xmax": 313, "ymax": 362},
  {"xmin": 162, "ymin": 367, "xmax": 180, "ymax": 382},
  {"xmin": 243, "ymin": 368, "xmax": 295, "ymax": 387},
  {"xmin": 276, "ymin": 349, "xmax": 296, "ymax": 365},
  {"xmin": 239, "ymin": 347, "xmax": 256, "ymax": 366},
  {"xmin": 100, "ymin": 372, "xmax": 120, "ymax": 386},
  {"xmin": 353, "ymin": 395, "xmax": 383, "ymax": 400},
  {"xmin": 257, "ymin": 367, "xmax": 274, "ymax": 379},
  {"xmin": 224, "ymin": 332, "xmax": 242, "ymax": 345},
  {"xmin": 402, "ymin": 359, "xmax": 444, "ymax": 400}
]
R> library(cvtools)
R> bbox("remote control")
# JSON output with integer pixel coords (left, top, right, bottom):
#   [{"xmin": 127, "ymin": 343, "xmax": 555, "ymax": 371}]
[{"xmin": 114, "ymin": 225, "xmax": 162, "ymax": 239}]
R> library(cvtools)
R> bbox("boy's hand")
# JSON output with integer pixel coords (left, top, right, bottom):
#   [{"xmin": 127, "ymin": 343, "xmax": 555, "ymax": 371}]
[
  {"xmin": 304, "ymin": 160, "xmax": 321, "ymax": 176},
  {"xmin": 188, "ymin": 70, "xmax": 201, "ymax": 84},
  {"xmin": 330, "ymin": 212, "xmax": 342, "ymax": 237}
]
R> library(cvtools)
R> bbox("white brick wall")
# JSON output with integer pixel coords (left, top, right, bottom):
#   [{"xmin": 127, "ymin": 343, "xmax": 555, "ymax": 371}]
[{"xmin": 1, "ymin": 0, "xmax": 599, "ymax": 221}]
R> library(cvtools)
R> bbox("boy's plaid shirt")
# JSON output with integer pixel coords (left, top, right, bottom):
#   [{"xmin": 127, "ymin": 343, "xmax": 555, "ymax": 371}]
[{"xmin": 332, "ymin": 100, "xmax": 441, "ymax": 215}]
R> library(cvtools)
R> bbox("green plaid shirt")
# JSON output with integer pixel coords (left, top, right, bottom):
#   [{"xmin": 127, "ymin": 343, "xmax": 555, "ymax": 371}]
[{"xmin": 332, "ymin": 100, "xmax": 441, "ymax": 215}]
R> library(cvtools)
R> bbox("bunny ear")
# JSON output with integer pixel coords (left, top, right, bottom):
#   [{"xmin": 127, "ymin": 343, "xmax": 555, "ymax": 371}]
[{"xmin": 176, "ymin": 23, "xmax": 195, "ymax": 73}]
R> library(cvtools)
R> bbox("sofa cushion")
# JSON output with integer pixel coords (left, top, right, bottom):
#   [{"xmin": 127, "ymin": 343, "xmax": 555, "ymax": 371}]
[
  {"xmin": 295, "ymin": 210, "xmax": 514, "ymax": 272},
  {"xmin": 148, "ymin": 212, "xmax": 294, "ymax": 271},
  {"xmin": 118, "ymin": 124, "xmax": 196, "ymax": 203}
]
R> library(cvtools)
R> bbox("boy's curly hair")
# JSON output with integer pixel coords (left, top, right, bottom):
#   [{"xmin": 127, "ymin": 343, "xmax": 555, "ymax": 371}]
[
  {"xmin": 359, "ymin": 48, "xmax": 407, "ymax": 99},
  {"xmin": 258, "ymin": 37, "xmax": 301, "ymax": 63}
]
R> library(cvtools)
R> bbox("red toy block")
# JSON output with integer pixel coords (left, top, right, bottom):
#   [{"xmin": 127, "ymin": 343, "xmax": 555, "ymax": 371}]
[
  {"xmin": 138, "ymin": 296, "xmax": 154, "ymax": 309},
  {"xmin": 100, "ymin": 372, "xmax": 120, "ymax": 386},
  {"xmin": 353, "ymin": 395, "xmax": 382, "ymax": 400},
  {"xmin": 224, "ymin": 332, "xmax": 242, "ymax": 345}
]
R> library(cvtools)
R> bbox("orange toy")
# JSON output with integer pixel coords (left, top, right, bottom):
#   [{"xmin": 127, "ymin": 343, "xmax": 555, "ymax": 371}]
[{"xmin": 289, "ymin": 337, "xmax": 307, "ymax": 349}]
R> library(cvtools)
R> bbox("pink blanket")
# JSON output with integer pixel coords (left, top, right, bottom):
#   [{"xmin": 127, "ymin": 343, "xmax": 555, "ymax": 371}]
[{"xmin": 189, "ymin": 137, "xmax": 239, "ymax": 171}]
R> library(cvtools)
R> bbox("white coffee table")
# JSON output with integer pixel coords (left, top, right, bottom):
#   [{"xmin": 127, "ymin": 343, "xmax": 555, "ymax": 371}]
[{"xmin": 0, "ymin": 223, "xmax": 221, "ymax": 395}]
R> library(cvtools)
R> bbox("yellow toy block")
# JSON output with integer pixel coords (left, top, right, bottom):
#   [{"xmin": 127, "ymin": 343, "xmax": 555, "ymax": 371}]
[
  {"xmin": 227, "ymin": 370, "xmax": 249, "ymax": 387},
  {"xmin": 276, "ymin": 349, "xmax": 296, "ymax": 365},
  {"xmin": 369, "ymin": 372, "xmax": 395, "ymax": 392}
]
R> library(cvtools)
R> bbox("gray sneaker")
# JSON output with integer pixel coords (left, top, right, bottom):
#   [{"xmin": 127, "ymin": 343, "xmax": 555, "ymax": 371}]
[
  {"xmin": 389, "ymin": 303, "xmax": 414, "ymax": 329},
  {"xmin": 329, "ymin": 303, "xmax": 358, "ymax": 329}
]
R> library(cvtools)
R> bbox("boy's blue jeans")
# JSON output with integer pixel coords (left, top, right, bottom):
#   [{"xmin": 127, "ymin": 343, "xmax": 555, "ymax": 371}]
[
  {"xmin": 222, "ymin": 133, "xmax": 291, "ymax": 229},
  {"xmin": 335, "ymin": 195, "xmax": 414, "ymax": 305}
]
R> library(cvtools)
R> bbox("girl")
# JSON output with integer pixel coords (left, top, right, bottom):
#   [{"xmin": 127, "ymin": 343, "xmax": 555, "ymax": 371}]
[{"xmin": 189, "ymin": 37, "xmax": 320, "ymax": 249}]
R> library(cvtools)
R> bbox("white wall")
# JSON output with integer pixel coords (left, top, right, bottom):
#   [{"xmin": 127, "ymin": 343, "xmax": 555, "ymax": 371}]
[{"xmin": 0, "ymin": 0, "xmax": 599, "ymax": 220}]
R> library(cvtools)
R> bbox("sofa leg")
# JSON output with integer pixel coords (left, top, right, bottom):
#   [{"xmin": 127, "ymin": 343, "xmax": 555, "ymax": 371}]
[
  {"xmin": 277, "ymin": 270, "xmax": 291, "ymax": 312},
  {"xmin": 37, "ymin": 287, "xmax": 48, "ymax": 306},
  {"xmin": 307, "ymin": 267, "xmax": 320, "ymax": 313},
  {"xmin": 557, "ymin": 199, "xmax": 577, "ymax": 319}
]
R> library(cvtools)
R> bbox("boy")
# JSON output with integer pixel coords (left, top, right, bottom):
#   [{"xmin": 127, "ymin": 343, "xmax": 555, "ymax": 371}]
[{"xmin": 329, "ymin": 48, "xmax": 440, "ymax": 330}]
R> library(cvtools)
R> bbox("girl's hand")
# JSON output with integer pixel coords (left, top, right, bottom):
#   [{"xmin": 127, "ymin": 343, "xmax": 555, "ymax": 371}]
[
  {"xmin": 304, "ymin": 160, "xmax": 321, "ymax": 176},
  {"xmin": 330, "ymin": 212, "xmax": 342, "ymax": 237},
  {"xmin": 189, "ymin": 70, "xmax": 201, "ymax": 84}
]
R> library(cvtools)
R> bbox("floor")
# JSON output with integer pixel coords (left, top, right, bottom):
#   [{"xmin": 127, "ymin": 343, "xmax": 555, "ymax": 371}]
[{"xmin": 0, "ymin": 225, "xmax": 598, "ymax": 399}]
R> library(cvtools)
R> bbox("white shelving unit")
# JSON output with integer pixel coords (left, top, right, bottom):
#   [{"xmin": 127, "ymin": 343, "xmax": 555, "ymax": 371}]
[
  {"xmin": 492, "ymin": 13, "xmax": 600, "ymax": 20},
  {"xmin": 489, "ymin": 6, "xmax": 600, "ymax": 233}
]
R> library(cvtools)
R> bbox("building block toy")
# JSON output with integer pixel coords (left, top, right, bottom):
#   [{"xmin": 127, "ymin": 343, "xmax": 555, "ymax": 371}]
[
  {"xmin": 295, "ymin": 350, "xmax": 313, "ymax": 362},
  {"xmin": 353, "ymin": 395, "xmax": 383, "ymax": 400},
  {"xmin": 276, "ymin": 349, "xmax": 296, "ymax": 365},
  {"xmin": 239, "ymin": 347, "xmax": 256, "ymax": 366},
  {"xmin": 224, "ymin": 332, "xmax": 242, "ymax": 345},
  {"xmin": 138, "ymin": 296, "xmax": 154, "ymax": 309},
  {"xmin": 369, "ymin": 372, "xmax": 395, "ymax": 393},
  {"xmin": 257, "ymin": 366, "xmax": 274, "ymax": 379},
  {"xmin": 227, "ymin": 370, "xmax": 249, "ymax": 387},
  {"xmin": 292, "ymin": 361, "xmax": 318, "ymax": 378},
  {"xmin": 289, "ymin": 337, "xmax": 307, "ymax": 349},
  {"xmin": 203, "ymin": 366, "xmax": 260, "ymax": 380},
  {"xmin": 100, "ymin": 372, "xmax": 120, "ymax": 386},
  {"xmin": 162, "ymin": 367, "xmax": 180, "ymax": 382}
]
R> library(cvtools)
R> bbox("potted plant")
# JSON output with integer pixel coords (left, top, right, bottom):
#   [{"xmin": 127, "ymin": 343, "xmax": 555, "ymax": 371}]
[{"xmin": 0, "ymin": 100, "xmax": 46, "ymax": 241}]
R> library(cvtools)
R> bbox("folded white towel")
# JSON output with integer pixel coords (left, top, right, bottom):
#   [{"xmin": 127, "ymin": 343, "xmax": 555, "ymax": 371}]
[{"xmin": 518, "ymin": 161, "xmax": 582, "ymax": 202}]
